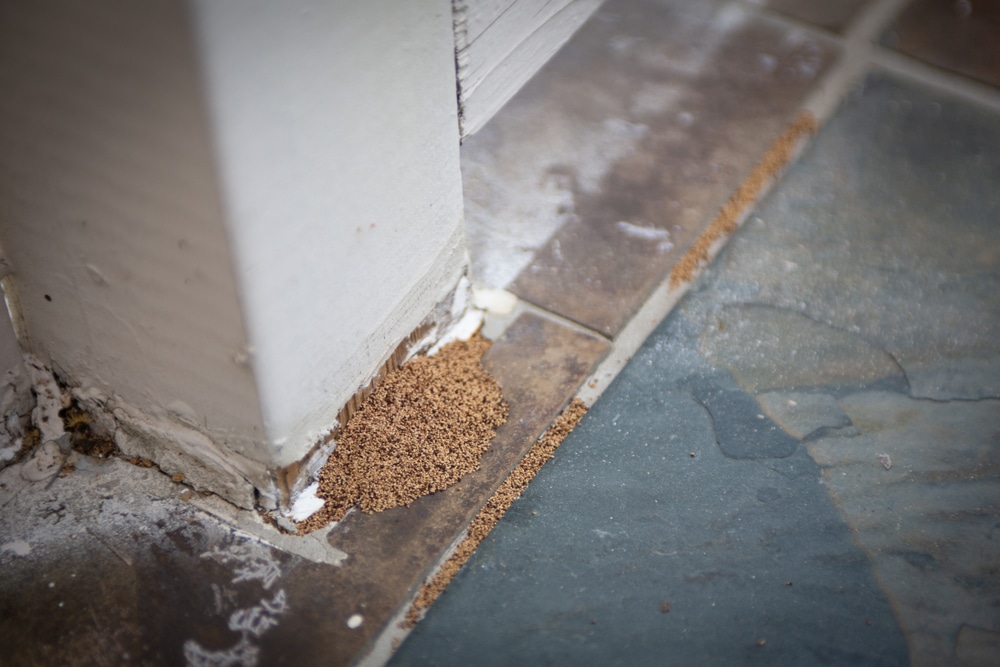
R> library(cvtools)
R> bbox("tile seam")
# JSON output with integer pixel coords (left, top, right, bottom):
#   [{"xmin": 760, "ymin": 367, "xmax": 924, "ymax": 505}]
[
  {"xmin": 399, "ymin": 399, "xmax": 588, "ymax": 630},
  {"xmin": 571, "ymin": 0, "xmax": 920, "ymax": 409},
  {"xmin": 576, "ymin": 110, "xmax": 819, "ymax": 405},
  {"xmin": 800, "ymin": 0, "xmax": 911, "ymax": 122},
  {"xmin": 737, "ymin": 1, "xmax": 847, "ymax": 46},
  {"xmin": 516, "ymin": 298, "xmax": 613, "ymax": 342},
  {"xmin": 360, "ymin": 399, "xmax": 590, "ymax": 667},
  {"xmin": 870, "ymin": 48, "xmax": 1000, "ymax": 113}
]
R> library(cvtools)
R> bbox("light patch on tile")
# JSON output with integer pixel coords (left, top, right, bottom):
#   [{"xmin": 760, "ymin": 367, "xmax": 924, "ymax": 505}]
[
  {"xmin": 615, "ymin": 221, "xmax": 674, "ymax": 252},
  {"xmin": 1, "ymin": 539, "xmax": 30, "ymax": 556},
  {"xmin": 463, "ymin": 113, "xmax": 652, "ymax": 289}
]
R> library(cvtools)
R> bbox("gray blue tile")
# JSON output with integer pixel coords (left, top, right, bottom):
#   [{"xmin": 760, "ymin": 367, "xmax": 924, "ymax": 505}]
[{"xmin": 393, "ymin": 72, "xmax": 1000, "ymax": 666}]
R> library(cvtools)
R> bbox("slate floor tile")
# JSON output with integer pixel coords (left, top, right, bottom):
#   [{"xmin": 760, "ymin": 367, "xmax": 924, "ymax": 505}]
[
  {"xmin": 392, "ymin": 374, "xmax": 909, "ymax": 666},
  {"xmin": 394, "ymin": 70, "xmax": 1000, "ymax": 667}
]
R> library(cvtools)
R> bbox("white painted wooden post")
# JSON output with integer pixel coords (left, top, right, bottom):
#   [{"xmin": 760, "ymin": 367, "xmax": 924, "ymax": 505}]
[
  {"xmin": 0, "ymin": 0, "xmax": 597, "ymax": 512},
  {"xmin": 454, "ymin": 0, "xmax": 604, "ymax": 137},
  {"xmin": 0, "ymin": 0, "xmax": 465, "ymax": 510}
]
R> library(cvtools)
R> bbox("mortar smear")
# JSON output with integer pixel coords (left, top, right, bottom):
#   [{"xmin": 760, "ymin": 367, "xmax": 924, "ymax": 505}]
[
  {"xmin": 404, "ymin": 398, "xmax": 588, "ymax": 627},
  {"xmin": 297, "ymin": 335, "xmax": 507, "ymax": 534}
]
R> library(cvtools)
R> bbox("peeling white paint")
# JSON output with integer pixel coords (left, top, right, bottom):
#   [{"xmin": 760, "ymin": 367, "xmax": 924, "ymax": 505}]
[
  {"xmin": 0, "ymin": 311, "xmax": 32, "ymax": 469},
  {"xmin": 111, "ymin": 401, "xmax": 268, "ymax": 510},
  {"xmin": 19, "ymin": 441, "xmax": 64, "ymax": 482}
]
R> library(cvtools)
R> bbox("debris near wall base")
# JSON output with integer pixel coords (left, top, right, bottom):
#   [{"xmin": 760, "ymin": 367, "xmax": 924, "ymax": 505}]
[
  {"xmin": 297, "ymin": 334, "xmax": 507, "ymax": 534},
  {"xmin": 404, "ymin": 398, "xmax": 588, "ymax": 627}
]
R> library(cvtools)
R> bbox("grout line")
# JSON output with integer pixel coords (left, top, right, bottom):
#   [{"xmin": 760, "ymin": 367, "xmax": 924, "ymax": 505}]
[
  {"xmin": 476, "ymin": 290, "xmax": 611, "ymax": 346},
  {"xmin": 800, "ymin": 0, "xmax": 911, "ymax": 122},
  {"xmin": 575, "ymin": 111, "xmax": 818, "ymax": 406},
  {"xmin": 516, "ymin": 298, "xmax": 611, "ymax": 342},
  {"xmin": 401, "ymin": 400, "xmax": 588, "ymax": 628},
  {"xmin": 360, "ymin": 400, "xmax": 589, "ymax": 667},
  {"xmin": 355, "ymin": 527, "xmax": 471, "ymax": 667},
  {"xmin": 871, "ymin": 48, "xmax": 1000, "ymax": 113},
  {"xmin": 573, "ymin": 275, "xmax": 689, "ymax": 406},
  {"xmin": 577, "ymin": 0, "xmax": 912, "ymax": 409},
  {"xmin": 843, "ymin": 0, "xmax": 910, "ymax": 45},
  {"xmin": 738, "ymin": 1, "xmax": 846, "ymax": 47}
]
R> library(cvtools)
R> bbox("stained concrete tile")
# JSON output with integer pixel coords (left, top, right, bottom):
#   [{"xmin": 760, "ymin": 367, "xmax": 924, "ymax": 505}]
[
  {"xmin": 754, "ymin": 0, "xmax": 870, "ymax": 32},
  {"xmin": 883, "ymin": 0, "xmax": 1000, "ymax": 89},
  {"xmin": 0, "ymin": 313, "xmax": 607, "ymax": 667},
  {"xmin": 0, "ymin": 454, "xmax": 307, "ymax": 667},
  {"xmin": 464, "ymin": 0, "xmax": 835, "ymax": 335}
]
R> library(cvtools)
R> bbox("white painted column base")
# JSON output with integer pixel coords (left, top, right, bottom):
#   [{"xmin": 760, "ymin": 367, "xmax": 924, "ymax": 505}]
[{"xmin": 0, "ymin": 0, "xmax": 466, "ymax": 511}]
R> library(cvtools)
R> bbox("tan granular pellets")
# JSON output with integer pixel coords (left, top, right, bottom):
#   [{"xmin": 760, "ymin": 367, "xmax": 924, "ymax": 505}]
[
  {"xmin": 404, "ymin": 398, "xmax": 588, "ymax": 627},
  {"xmin": 669, "ymin": 111, "xmax": 818, "ymax": 289},
  {"xmin": 297, "ymin": 335, "xmax": 507, "ymax": 534}
]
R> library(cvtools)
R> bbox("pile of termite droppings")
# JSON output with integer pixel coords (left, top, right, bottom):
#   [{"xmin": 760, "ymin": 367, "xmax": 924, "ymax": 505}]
[
  {"xmin": 404, "ymin": 398, "xmax": 588, "ymax": 627},
  {"xmin": 297, "ymin": 334, "xmax": 507, "ymax": 534}
]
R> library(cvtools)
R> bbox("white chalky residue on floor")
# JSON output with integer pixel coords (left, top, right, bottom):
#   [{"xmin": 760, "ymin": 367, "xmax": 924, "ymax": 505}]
[
  {"xmin": 615, "ymin": 221, "xmax": 674, "ymax": 252},
  {"xmin": 185, "ymin": 541, "xmax": 289, "ymax": 667}
]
